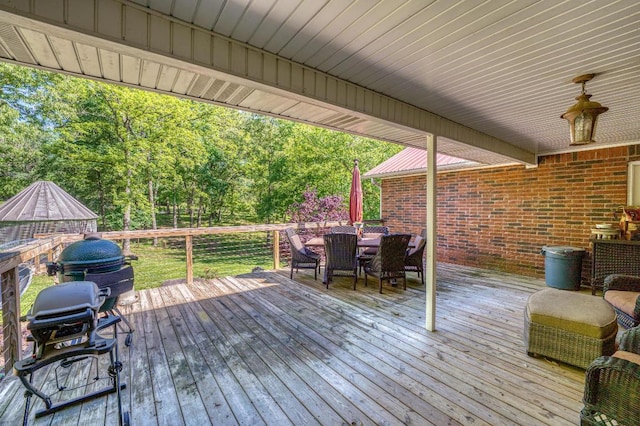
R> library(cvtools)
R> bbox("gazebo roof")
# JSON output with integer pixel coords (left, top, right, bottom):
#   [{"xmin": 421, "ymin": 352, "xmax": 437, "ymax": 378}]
[{"xmin": 0, "ymin": 181, "xmax": 97, "ymax": 222}]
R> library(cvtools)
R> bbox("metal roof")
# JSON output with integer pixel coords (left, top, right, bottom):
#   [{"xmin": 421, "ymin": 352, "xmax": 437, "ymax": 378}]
[
  {"xmin": 364, "ymin": 147, "xmax": 479, "ymax": 179},
  {"xmin": 0, "ymin": 181, "xmax": 98, "ymax": 222},
  {"xmin": 0, "ymin": 1, "xmax": 638, "ymax": 167}
]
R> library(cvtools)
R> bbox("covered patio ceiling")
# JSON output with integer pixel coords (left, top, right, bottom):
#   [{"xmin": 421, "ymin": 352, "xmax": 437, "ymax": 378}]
[{"xmin": 0, "ymin": 0, "xmax": 638, "ymax": 168}]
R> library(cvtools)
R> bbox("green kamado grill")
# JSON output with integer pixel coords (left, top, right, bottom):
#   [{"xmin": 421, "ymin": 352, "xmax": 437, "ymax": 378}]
[{"xmin": 47, "ymin": 234, "xmax": 135, "ymax": 312}]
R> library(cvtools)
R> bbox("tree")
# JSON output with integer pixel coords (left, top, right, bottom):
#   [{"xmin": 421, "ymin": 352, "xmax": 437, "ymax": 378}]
[
  {"xmin": 0, "ymin": 62, "xmax": 403, "ymax": 232},
  {"xmin": 241, "ymin": 115, "xmax": 295, "ymax": 223},
  {"xmin": 0, "ymin": 63, "xmax": 62, "ymax": 199},
  {"xmin": 287, "ymin": 187, "xmax": 347, "ymax": 223},
  {"xmin": 0, "ymin": 105, "xmax": 45, "ymax": 198},
  {"xmin": 279, "ymin": 124, "xmax": 402, "ymax": 220}
]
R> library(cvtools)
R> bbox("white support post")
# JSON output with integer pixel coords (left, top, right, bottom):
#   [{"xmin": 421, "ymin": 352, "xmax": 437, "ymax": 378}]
[{"xmin": 426, "ymin": 134, "xmax": 437, "ymax": 331}]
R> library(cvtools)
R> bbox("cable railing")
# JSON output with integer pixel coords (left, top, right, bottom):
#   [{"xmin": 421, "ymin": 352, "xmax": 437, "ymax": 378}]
[{"xmin": 0, "ymin": 220, "xmax": 361, "ymax": 373}]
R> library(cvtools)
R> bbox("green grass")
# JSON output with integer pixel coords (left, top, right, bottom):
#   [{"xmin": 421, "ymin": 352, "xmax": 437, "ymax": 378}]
[
  {"xmin": 19, "ymin": 274, "xmax": 54, "ymax": 317},
  {"xmin": 12, "ymin": 234, "xmax": 282, "ymax": 316},
  {"xmin": 129, "ymin": 235, "xmax": 279, "ymax": 288}
]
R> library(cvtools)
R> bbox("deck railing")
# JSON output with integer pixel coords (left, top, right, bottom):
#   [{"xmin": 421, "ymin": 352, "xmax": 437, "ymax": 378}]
[{"xmin": 0, "ymin": 220, "xmax": 361, "ymax": 372}]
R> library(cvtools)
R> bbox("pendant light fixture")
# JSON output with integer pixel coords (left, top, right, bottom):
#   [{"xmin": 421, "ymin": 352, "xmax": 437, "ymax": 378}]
[{"xmin": 560, "ymin": 74, "xmax": 608, "ymax": 145}]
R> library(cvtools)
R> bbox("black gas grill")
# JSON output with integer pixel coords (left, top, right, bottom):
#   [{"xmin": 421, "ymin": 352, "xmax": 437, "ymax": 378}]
[
  {"xmin": 15, "ymin": 281, "xmax": 128, "ymax": 425},
  {"xmin": 26, "ymin": 281, "xmax": 107, "ymax": 354}
]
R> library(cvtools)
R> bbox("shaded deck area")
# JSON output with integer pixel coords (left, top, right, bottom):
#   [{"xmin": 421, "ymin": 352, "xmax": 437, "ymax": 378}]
[{"xmin": 0, "ymin": 264, "xmax": 586, "ymax": 425}]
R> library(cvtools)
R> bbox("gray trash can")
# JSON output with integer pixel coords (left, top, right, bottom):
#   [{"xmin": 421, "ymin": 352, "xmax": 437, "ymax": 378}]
[{"xmin": 540, "ymin": 246, "xmax": 586, "ymax": 290}]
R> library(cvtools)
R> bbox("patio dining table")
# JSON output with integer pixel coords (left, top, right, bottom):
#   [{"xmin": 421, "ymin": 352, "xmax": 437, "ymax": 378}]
[
  {"xmin": 304, "ymin": 235, "xmax": 415, "ymax": 287},
  {"xmin": 304, "ymin": 236, "xmax": 415, "ymax": 248}
]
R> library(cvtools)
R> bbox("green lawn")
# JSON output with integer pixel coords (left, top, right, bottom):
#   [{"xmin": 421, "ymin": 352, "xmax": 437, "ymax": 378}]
[{"xmin": 14, "ymin": 234, "xmax": 282, "ymax": 316}]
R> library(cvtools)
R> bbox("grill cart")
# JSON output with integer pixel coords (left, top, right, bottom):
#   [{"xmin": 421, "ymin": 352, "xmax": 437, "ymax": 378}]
[{"xmin": 13, "ymin": 281, "xmax": 129, "ymax": 425}]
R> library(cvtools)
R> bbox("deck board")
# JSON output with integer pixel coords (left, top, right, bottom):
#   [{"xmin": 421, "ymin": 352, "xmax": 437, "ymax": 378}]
[
  {"xmin": 0, "ymin": 263, "xmax": 588, "ymax": 425},
  {"xmin": 245, "ymin": 274, "xmax": 564, "ymax": 425}
]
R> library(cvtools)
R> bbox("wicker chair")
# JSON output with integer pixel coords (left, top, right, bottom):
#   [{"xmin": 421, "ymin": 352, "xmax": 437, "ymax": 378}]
[
  {"xmin": 323, "ymin": 233, "xmax": 358, "ymax": 289},
  {"xmin": 581, "ymin": 326, "xmax": 640, "ymax": 425},
  {"xmin": 358, "ymin": 226, "xmax": 390, "ymax": 275},
  {"xmin": 404, "ymin": 235, "xmax": 426, "ymax": 285},
  {"xmin": 603, "ymin": 274, "xmax": 640, "ymax": 329},
  {"xmin": 284, "ymin": 228, "xmax": 320, "ymax": 280},
  {"xmin": 330, "ymin": 225, "xmax": 357, "ymax": 234},
  {"xmin": 363, "ymin": 234, "xmax": 411, "ymax": 293}
]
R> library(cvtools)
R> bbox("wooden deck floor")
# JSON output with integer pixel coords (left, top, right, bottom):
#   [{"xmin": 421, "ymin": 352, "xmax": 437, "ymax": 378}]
[{"xmin": 0, "ymin": 264, "xmax": 587, "ymax": 425}]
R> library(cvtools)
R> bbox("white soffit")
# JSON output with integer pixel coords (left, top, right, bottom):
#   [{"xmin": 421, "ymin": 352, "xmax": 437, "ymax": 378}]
[
  {"xmin": 0, "ymin": 0, "xmax": 536, "ymax": 167},
  {"xmin": 0, "ymin": 1, "xmax": 638, "ymax": 165}
]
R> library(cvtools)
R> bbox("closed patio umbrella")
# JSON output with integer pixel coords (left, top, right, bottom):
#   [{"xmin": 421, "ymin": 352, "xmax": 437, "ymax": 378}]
[{"xmin": 349, "ymin": 159, "xmax": 363, "ymax": 225}]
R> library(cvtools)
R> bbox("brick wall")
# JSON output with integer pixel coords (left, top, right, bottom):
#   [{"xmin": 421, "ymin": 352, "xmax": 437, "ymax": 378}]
[{"xmin": 381, "ymin": 145, "xmax": 640, "ymax": 280}]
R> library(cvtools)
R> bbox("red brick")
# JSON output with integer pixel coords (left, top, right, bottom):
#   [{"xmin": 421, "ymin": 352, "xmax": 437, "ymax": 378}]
[{"xmin": 381, "ymin": 145, "xmax": 636, "ymax": 278}]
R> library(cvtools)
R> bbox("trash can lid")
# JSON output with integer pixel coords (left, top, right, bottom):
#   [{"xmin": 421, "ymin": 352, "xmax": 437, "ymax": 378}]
[{"xmin": 541, "ymin": 246, "xmax": 586, "ymax": 255}]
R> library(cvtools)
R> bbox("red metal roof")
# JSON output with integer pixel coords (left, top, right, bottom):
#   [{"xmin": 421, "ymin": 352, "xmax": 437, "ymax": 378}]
[{"xmin": 363, "ymin": 147, "xmax": 477, "ymax": 179}]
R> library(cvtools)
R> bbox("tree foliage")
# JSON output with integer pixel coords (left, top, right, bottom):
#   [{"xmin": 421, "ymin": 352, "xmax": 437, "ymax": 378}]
[
  {"xmin": 287, "ymin": 188, "xmax": 347, "ymax": 223},
  {"xmin": 0, "ymin": 63, "xmax": 402, "ymax": 230},
  {"xmin": 0, "ymin": 63, "xmax": 62, "ymax": 198}
]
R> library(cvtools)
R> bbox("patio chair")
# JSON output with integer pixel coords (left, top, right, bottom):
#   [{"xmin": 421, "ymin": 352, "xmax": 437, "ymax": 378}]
[
  {"xmin": 323, "ymin": 233, "xmax": 358, "ymax": 289},
  {"xmin": 602, "ymin": 274, "xmax": 640, "ymax": 329},
  {"xmin": 358, "ymin": 225, "xmax": 390, "ymax": 275},
  {"xmin": 330, "ymin": 225, "xmax": 357, "ymax": 234},
  {"xmin": 405, "ymin": 235, "xmax": 426, "ymax": 285},
  {"xmin": 363, "ymin": 234, "xmax": 411, "ymax": 293},
  {"xmin": 581, "ymin": 326, "xmax": 640, "ymax": 425},
  {"xmin": 285, "ymin": 228, "xmax": 320, "ymax": 280}
]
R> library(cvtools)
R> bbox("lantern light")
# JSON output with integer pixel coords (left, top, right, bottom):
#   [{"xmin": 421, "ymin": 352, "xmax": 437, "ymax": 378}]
[{"xmin": 560, "ymin": 74, "xmax": 608, "ymax": 146}]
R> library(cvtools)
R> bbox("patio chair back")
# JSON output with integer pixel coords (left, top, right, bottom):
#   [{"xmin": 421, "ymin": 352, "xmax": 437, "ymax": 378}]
[
  {"xmin": 285, "ymin": 227, "xmax": 305, "ymax": 251},
  {"xmin": 362, "ymin": 226, "xmax": 389, "ymax": 238},
  {"xmin": 405, "ymin": 235, "xmax": 426, "ymax": 285},
  {"xmin": 358, "ymin": 225, "xmax": 390, "ymax": 268},
  {"xmin": 378, "ymin": 234, "xmax": 411, "ymax": 270},
  {"xmin": 330, "ymin": 225, "xmax": 357, "ymax": 234},
  {"xmin": 285, "ymin": 228, "xmax": 320, "ymax": 280},
  {"xmin": 364, "ymin": 233, "xmax": 411, "ymax": 293},
  {"xmin": 323, "ymin": 233, "xmax": 358, "ymax": 289}
]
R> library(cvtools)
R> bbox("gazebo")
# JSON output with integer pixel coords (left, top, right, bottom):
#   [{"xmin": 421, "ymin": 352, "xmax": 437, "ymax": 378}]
[{"xmin": 0, "ymin": 181, "xmax": 97, "ymax": 245}]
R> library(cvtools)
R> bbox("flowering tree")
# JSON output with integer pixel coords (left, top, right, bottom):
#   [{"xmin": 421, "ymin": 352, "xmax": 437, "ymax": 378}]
[{"xmin": 287, "ymin": 187, "xmax": 347, "ymax": 229}]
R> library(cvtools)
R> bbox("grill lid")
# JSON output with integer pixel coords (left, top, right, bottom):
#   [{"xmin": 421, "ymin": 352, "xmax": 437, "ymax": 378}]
[
  {"xmin": 58, "ymin": 235, "xmax": 124, "ymax": 266},
  {"xmin": 29, "ymin": 281, "xmax": 105, "ymax": 320}
]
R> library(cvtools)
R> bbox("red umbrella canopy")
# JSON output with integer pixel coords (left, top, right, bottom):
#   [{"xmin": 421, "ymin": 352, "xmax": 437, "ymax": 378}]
[{"xmin": 349, "ymin": 159, "xmax": 363, "ymax": 224}]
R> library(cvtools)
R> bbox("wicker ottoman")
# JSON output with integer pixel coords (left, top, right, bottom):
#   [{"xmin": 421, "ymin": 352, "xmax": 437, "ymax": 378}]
[{"xmin": 524, "ymin": 288, "xmax": 617, "ymax": 369}]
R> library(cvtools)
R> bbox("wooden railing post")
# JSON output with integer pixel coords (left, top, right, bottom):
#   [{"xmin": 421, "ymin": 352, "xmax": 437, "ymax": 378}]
[
  {"xmin": 185, "ymin": 235, "xmax": 193, "ymax": 285},
  {"xmin": 2, "ymin": 267, "xmax": 21, "ymax": 371},
  {"xmin": 34, "ymin": 252, "xmax": 41, "ymax": 274},
  {"xmin": 273, "ymin": 230, "xmax": 280, "ymax": 270}
]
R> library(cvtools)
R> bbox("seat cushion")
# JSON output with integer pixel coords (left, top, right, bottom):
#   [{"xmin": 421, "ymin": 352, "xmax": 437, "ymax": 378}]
[
  {"xmin": 612, "ymin": 350, "xmax": 640, "ymax": 364},
  {"xmin": 362, "ymin": 232, "xmax": 384, "ymax": 239},
  {"xmin": 604, "ymin": 290, "xmax": 640, "ymax": 318},
  {"xmin": 407, "ymin": 235, "xmax": 424, "ymax": 256},
  {"xmin": 526, "ymin": 288, "xmax": 618, "ymax": 339}
]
